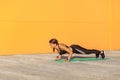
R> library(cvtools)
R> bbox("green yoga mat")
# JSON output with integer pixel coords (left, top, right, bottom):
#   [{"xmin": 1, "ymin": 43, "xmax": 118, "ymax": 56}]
[{"xmin": 51, "ymin": 58, "xmax": 110, "ymax": 63}]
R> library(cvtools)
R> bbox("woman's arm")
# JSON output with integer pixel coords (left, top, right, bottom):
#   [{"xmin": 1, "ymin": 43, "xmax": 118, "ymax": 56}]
[{"xmin": 59, "ymin": 45, "xmax": 73, "ymax": 61}]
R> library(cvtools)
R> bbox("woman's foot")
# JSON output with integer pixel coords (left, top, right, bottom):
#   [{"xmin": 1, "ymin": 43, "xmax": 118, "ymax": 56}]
[
  {"xmin": 100, "ymin": 51, "xmax": 105, "ymax": 59},
  {"xmin": 101, "ymin": 53, "xmax": 105, "ymax": 59}
]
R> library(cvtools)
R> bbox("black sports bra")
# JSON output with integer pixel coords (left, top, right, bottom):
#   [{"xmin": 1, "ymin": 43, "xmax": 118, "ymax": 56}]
[{"xmin": 58, "ymin": 44, "xmax": 69, "ymax": 55}]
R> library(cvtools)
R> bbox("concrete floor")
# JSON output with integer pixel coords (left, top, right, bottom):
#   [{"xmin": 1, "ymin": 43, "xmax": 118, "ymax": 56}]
[{"xmin": 0, "ymin": 51, "xmax": 119, "ymax": 80}]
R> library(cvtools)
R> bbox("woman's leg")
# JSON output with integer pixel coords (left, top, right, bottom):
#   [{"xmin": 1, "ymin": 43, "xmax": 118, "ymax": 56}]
[
  {"xmin": 87, "ymin": 49, "xmax": 105, "ymax": 59},
  {"xmin": 70, "ymin": 45, "xmax": 105, "ymax": 59},
  {"xmin": 70, "ymin": 45, "xmax": 87, "ymax": 54}
]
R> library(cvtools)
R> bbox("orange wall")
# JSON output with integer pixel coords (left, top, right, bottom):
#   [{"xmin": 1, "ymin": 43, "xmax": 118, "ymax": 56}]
[
  {"xmin": 0, "ymin": 0, "xmax": 119, "ymax": 55},
  {"xmin": 111, "ymin": 0, "xmax": 120, "ymax": 50}
]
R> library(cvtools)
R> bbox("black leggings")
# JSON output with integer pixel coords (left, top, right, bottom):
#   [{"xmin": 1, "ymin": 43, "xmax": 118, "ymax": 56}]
[{"xmin": 70, "ymin": 45, "xmax": 101, "ymax": 54}]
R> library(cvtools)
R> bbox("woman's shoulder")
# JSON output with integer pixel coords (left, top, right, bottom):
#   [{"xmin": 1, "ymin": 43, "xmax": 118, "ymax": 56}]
[
  {"xmin": 59, "ymin": 43, "xmax": 67, "ymax": 46},
  {"xmin": 59, "ymin": 43, "xmax": 69, "ymax": 48}
]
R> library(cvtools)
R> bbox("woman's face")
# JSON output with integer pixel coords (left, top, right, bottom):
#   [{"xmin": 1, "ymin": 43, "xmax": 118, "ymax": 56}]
[{"xmin": 49, "ymin": 43, "xmax": 57, "ymax": 48}]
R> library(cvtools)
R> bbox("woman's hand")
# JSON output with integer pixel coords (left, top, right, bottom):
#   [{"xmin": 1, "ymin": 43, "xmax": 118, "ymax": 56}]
[
  {"xmin": 54, "ymin": 58, "xmax": 60, "ymax": 61},
  {"xmin": 64, "ymin": 59, "xmax": 70, "ymax": 62},
  {"xmin": 55, "ymin": 55, "xmax": 61, "ymax": 61}
]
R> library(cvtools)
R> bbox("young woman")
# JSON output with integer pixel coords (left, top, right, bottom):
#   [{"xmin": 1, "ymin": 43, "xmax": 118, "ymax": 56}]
[{"xmin": 49, "ymin": 38, "xmax": 105, "ymax": 61}]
